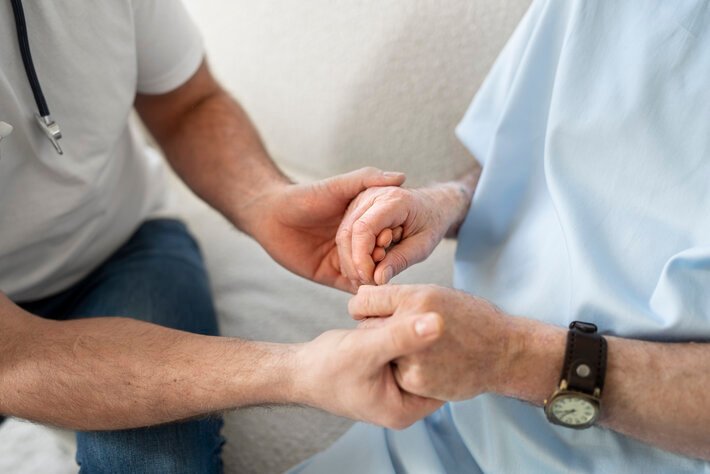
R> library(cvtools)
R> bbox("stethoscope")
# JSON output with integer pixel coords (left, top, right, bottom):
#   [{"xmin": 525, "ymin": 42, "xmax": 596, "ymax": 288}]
[{"xmin": 1, "ymin": 0, "xmax": 63, "ymax": 155}]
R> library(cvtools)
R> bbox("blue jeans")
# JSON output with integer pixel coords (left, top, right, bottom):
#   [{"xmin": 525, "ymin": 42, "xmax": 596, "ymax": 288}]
[{"xmin": 17, "ymin": 219, "xmax": 225, "ymax": 474}]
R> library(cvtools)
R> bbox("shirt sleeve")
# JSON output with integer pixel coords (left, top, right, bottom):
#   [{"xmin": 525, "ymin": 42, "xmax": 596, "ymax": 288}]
[
  {"xmin": 131, "ymin": 0, "xmax": 204, "ymax": 94},
  {"xmin": 455, "ymin": 0, "xmax": 544, "ymax": 166}
]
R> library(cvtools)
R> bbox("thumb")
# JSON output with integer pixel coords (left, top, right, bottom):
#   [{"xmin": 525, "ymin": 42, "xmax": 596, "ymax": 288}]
[
  {"xmin": 323, "ymin": 167, "xmax": 406, "ymax": 200},
  {"xmin": 369, "ymin": 312, "xmax": 443, "ymax": 364},
  {"xmin": 373, "ymin": 237, "xmax": 431, "ymax": 285}
]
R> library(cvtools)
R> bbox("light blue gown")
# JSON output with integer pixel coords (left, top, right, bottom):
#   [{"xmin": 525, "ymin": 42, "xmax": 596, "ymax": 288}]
[{"xmin": 293, "ymin": 0, "xmax": 710, "ymax": 472}]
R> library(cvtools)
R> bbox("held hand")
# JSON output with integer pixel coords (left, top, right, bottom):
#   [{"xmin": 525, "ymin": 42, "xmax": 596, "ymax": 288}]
[
  {"xmin": 350, "ymin": 285, "xmax": 520, "ymax": 401},
  {"xmin": 336, "ymin": 182, "xmax": 470, "ymax": 286},
  {"xmin": 294, "ymin": 312, "xmax": 445, "ymax": 429},
  {"xmin": 241, "ymin": 167, "xmax": 406, "ymax": 292}
]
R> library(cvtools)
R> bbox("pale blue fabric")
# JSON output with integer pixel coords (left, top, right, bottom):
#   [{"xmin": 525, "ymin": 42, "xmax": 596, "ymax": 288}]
[{"xmin": 292, "ymin": 0, "xmax": 710, "ymax": 472}]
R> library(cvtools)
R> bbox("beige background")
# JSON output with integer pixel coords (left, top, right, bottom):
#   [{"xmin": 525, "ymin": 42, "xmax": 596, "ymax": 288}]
[{"xmin": 183, "ymin": 0, "xmax": 530, "ymax": 183}]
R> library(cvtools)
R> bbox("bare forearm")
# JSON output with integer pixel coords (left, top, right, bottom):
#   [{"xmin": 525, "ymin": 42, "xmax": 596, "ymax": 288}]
[
  {"xmin": 2, "ymin": 293, "xmax": 449, "ymax": 432},
  {"xmin": 136, "ymin": 62, "xmax": 290, "ymax": 237},
  {"xmin": 164, "ymin": 92, "xmax": 288, "ymax": 231},
  {"xmin": 420, "ymin": 166, "xmax": 481, "ymax": 239},
  {"xmin": 445, "ymin": 166, "xmax": 480, "ymax": 238},
  {"xmin": 500, "ymin": 318, "xmax": 710, "ymax": 460},
  {"xmin": 0, "ymin": 300, "xmax": 295, "ymax": 431}
]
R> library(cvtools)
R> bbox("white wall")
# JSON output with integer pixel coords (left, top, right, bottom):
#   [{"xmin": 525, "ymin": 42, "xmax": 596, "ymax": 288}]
[{"xmin": 184, "ymin": 0, "xmax": 530, "ymax": 185}]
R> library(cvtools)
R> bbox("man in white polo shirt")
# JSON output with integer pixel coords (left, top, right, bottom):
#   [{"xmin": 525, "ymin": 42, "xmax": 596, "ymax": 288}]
[{"xmin": 0, "ymin": 1, "xmax": 445, "ymax": 472}]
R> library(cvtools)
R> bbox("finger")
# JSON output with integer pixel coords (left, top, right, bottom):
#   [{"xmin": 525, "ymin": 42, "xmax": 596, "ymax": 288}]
[
  {"xmin": 349, "ymin": 284, "xmax": 403, "ymax": 319},
  {"xmin": 323, "ymin": 167, "xmax": 406, "ymax": 200},
  {"xmin": 372, "ymin": 247, "xmax": 386, "ymax": 262},
  {"xmin": 382, "ymin": 377, "xmax": 444, "ymax": 430},
  {"xmin": 373, "ymin": 237, "xmax": 430, "ymax": 285},
  {"xmin": 370, "ymin": 312, "xmax": 443, "ymax": 365},
  {"xmin": 392, "ymin": 226, "xmax": 403, "ymax": 244},
  {"xmin": 393, "ymin": 361, "xmax": 408, "ymax": 390},
  {"xmin": 357, "ymin": 316, "xmax": 389, "ymax": 329},
  {"xmin": 376, "ymin": 228, "xmax": 393, "ymax": 248},
  {"xmin": 393, "ymin": 357, "xmax": 438, "ymax": 400},
  {"xmin": 396, "ymin": 393, "xmax": 445, "ymax": 429},
  {"xmin": 395, "ymin": 359, "xmax": 446, "ymax": 406},
  {"xmin": 327, "ymin": 167, "xmax": 405, "ymax": 283},
  {"xmin": 331, "ymin": 275, "xmax": 359, "ymax": 294},
  {"xmin": 336, "ymin": 196, "xmax": 383, "ymax": 284},
  {"xmin": 336, "ymin": 229, "xmax": 358, "ymax": 283},
  {"xmin": 351, "ymin": 205, "xmax": 408, "ymax": 286},
  {"xmin": 335, "ymin": 202, "xmax": 372, "ymax": 283}
]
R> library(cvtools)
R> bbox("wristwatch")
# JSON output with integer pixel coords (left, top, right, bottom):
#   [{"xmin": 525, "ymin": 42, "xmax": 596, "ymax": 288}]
[{"xmin": 544, "ymin": 321, "xmax": 607, "ymax": 429}]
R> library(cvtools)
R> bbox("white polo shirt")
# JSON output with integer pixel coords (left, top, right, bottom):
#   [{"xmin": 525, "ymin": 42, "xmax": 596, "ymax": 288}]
[{"xmin": 0, "ymin": 1, "xmax": 204, "ymax": 301}]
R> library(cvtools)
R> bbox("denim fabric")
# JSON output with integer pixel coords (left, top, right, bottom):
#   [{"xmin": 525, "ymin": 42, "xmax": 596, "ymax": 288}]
[{"xmin": 18, "ymin": 219, "xmax": 225, "ymax": 474}]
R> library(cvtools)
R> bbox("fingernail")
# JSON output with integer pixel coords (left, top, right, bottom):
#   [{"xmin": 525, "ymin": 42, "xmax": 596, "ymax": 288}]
[
  {"xmin": 415, "ymin": 314, "xmax": 439, "ymax": 337},
  {"xmin": 383, "ymin": 172, "xmax": 404, "ymax": 178},
  {"xmin": 382, "ymin": 266, "xmax": 394, "ymax": 284}
]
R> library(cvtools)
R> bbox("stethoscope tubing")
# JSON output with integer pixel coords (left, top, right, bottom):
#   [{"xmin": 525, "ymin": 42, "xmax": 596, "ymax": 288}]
[
  {"xmin": 8, "ymin": 0, "xmax": 64, "ymax": 154},
  {"xmin": 10, "ymin": 0, "xmax": 51, "ymax": 118}
]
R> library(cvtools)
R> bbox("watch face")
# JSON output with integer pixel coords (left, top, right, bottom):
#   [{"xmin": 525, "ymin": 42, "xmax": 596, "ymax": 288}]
[{"xmin": 549, "ymin": 394, "xmax": 598, "ymax": 427}]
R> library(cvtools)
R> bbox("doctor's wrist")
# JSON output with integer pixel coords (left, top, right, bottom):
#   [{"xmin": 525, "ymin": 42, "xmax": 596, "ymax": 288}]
[{"xmin": 228, "ymin": 177, "xmax": 293, "ymax": 239}]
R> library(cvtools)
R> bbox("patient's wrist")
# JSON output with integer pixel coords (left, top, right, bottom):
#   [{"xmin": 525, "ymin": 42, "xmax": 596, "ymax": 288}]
[
  {"xmin": 491, "ymin": 318, "xmax": 566, "ymax": 405},
  {"xmin": 417, "ymin": 182, "xmax": 472, "ymax": 238}
]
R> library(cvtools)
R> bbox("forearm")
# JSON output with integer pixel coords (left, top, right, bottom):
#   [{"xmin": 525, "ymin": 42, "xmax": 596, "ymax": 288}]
[
  {"xmin": 164, "ymin": 91, "xmax": 288, "ymax": 233},
  {"xmin": 136, "ymin": 63, "xmax": 290, "ymax": 237},
  {"xmin": 500, "ymin": 318, "xmax": 710, "ymax": 460},
  {"xmin": 0, "ymin": 297, "xmax": 296, "ymax": 431},
  {"xmin": 420, "ymin": 166, "xmax": 480, "ymax": 239}
]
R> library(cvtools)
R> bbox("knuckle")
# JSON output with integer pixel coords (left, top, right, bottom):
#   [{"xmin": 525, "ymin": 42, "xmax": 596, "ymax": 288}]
[
  {"xmin": 352, "ymin": 219, "xmax": 371, "ymax": 234},
  {"xmin": 388, "ymin": 251, "xmax": 410, "ymax": 272},
  {"xmin": 336, "ymin": 228, "xmax": 351, "ymax": 245},
  {"xmin": 387, "ymin": 187, "xmax": 407, "ymax": 202},
  {"xmin": 419, "ymin": 285, "xmax": 440, "ymax": 302},
  {"xmin": 401, "ymin": 365, "xmax": 427, "ymax": 393}
]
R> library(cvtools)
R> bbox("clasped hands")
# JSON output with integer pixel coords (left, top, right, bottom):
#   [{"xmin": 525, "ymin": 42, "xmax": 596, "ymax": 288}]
[
  {"xmin": 335, "ymin": 177, "xmax": 517, "ymax": 402},
  {"xmin": 241, "ymin": 167, "xmax": 522, "ymax": 429}
]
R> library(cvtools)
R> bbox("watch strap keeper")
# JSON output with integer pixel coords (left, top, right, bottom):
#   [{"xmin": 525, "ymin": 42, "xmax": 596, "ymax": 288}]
[{"xmin": 560, "ymin": 321, "xmax": 607, "ymax": 396}]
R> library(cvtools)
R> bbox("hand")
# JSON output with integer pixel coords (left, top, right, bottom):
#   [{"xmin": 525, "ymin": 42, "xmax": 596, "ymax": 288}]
[
  {"xmin": 349, "ymin": 284, "xmax": 522, "ymax": 401},
  {"xmin": 240, "ymin": 167, "xmax": 406, "ymax": 292},
  {"xmin": 336, "ymin": 182, "xmax": 471, "ymax": 286},
  {"xmin": 294, "ymin": 311, "xmax": 445, "ymax": 429}
]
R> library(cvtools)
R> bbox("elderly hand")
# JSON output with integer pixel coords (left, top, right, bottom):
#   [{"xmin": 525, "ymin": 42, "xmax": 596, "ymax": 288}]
[
  {"xmin": 350, "ymin": 284, "xmax": 530, "ymax": 401},
  {"xmin": 336, "ymin": 183, "xmax": 465, "ymax": 287},
  {"xmin": 295, "ymin": 310, "xmax": 445, "ymax": 429},
  {"xmin": 336, "ymin": 167, "xmax": 481, "ymax": 287}
]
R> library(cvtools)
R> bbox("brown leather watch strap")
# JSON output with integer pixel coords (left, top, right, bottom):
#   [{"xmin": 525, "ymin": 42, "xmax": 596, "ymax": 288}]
[{"xmin": 560, "ymin": 321, "xmax": 607, "ymax": 395}]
